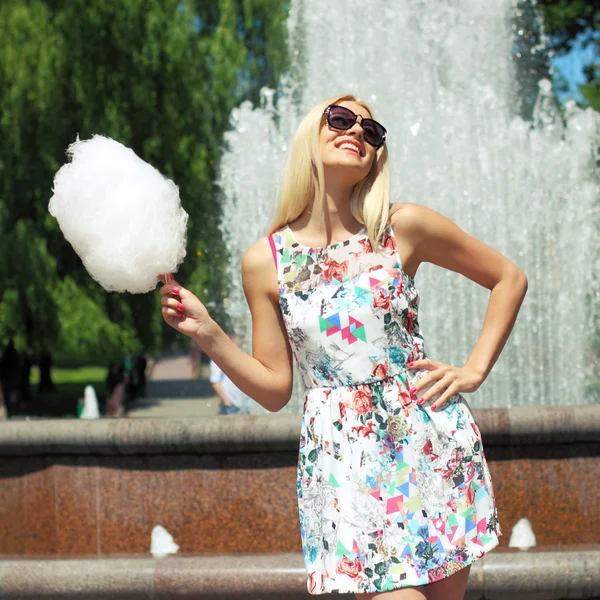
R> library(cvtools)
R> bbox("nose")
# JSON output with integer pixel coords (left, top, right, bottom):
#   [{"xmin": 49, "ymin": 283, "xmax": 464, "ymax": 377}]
[{"xmin": 347, "ymin": 116, "xmax": 365, "ymax": 139}]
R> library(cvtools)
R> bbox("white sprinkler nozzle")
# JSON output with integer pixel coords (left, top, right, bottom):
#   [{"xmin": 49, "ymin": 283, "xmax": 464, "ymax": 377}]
[{"xmin": 508, "ymin": 517, "xmax": 537, "ymax": 551}]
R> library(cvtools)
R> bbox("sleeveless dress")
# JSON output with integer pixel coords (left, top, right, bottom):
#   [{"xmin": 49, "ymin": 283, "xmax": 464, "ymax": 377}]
[{"xmin": 270, "ymin": 224, "xmax": 500, "ymax": 595}]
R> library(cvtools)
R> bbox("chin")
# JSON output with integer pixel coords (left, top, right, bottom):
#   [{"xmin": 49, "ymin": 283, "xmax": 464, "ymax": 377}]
[{"xmin": 327, "ymin": 159, "xmax": 370, "ymax": 179}]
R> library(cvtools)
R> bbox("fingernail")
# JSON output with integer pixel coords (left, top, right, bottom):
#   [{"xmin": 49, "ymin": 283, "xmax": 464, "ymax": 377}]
[
  {"xmin": 168, "ymin": 274, "xmax": 174, "ymax": 282},
  {"xmin": 177, "ymin": 310, "xmax": 184, "ymax": 317},
  {"xmin": 417, "ymin": 398, "xmax": 424, "ymax": 405},
  {"xmin": 171, "ymin": 287, "xmax": 180, "ymax": 295},
  {"xmin": 407, "ymin": 362, "xmax": 414, "ymax": 368},
  {"xmin": 178, "ymin": 303, "xmax": 185, "ymax": 311},
  {"xmin": 409, "ymin": 387, "xmax": 417, "ymax": 397},
  {"xmin": 431, "ymin": 405, "xmax": 437, "ymax": 412}
]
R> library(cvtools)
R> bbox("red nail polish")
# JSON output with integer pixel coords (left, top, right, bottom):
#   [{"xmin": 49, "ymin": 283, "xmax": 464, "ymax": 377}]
[
  {"xmin": 407, "ymin": 362, "xmax": 414, "ymax": 368},
  {"xmin": 178, "ymin": 303, "xmax": 185, "ymax": 311},
  {"xmin": 409, "ymin": 387, "xmax": 417, "ymax": 396},
  {"xmin": 417, "ymin": 398, "xmax": 424, "ymax": 405},
  {"xmin": 171, "ymin": 287, "xmax": 179, "ymax": 295},
  {"xmin": 177, "ymin": 310, "xmax": 184, "ymax": 317},
  {"xmin": 431, "ymin": 405, "xmax": 437, "ymax": 412}
]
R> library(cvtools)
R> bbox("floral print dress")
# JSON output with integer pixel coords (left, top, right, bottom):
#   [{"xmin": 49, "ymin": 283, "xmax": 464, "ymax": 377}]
[{"xmin": 270, "ymin": 224, "xmax": 500, "ymax": 595}]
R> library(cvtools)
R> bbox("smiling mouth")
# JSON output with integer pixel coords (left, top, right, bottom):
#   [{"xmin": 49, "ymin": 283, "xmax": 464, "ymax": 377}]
[{"xmin": 337, "ymin": 141, "xmax": 363, "ymax": 156}]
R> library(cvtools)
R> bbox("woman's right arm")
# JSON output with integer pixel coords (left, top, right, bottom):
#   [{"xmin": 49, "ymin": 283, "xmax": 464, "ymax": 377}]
[{"xmin": 159, "ymin": 237, "xmax": 294, "ymax": 412}]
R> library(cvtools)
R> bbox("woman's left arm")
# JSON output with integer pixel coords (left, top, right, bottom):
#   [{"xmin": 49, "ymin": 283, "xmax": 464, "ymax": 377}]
[{"xmin": 391, "ymin": 202, "xmax": 528, "ymax": 410}]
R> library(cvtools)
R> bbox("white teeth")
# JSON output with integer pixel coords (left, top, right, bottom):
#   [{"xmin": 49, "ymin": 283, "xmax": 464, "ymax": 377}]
[{"xmin": 339, "ymin": 142, "xmax": 361, "ymax": 154}]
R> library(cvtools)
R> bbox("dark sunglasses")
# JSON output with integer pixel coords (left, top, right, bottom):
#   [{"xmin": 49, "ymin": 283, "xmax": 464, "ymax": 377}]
[{"xmin": 323, "ymin": 104, "xmax": 387, "ymax": 149}]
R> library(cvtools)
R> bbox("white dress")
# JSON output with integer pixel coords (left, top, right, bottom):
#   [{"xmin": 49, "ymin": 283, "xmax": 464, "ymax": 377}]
[{"xmin": 270, "ymin": 225, "xmax": 500, "ymax": 595}]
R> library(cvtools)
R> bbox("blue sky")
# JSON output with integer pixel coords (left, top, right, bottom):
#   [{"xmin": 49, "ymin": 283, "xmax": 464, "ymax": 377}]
[{"xmin": 551, "ymin": 30, "xmax": 599, "ymax": 103}]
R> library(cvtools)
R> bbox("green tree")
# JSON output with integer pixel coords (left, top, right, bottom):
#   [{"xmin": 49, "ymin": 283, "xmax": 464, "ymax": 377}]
[
  {"xmin": 536, "ymin": 0, "xmax": 600, "ymax": 110},
  {"xmin": 0, "ymin": 0, "xmax": 289, "ymax": 391}
]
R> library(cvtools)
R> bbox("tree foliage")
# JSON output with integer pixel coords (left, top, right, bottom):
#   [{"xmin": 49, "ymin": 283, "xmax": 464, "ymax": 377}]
[
  {"xmin": 536, "ymin": 0, "xmax": 599, "ymax": 52},
  {"xmin": 0, "ymin": 0, "xmax": 288, "ymax": 362},
  {"xmin": 536, "ymin": 0, "xmax": 600, "ymax": 110}
]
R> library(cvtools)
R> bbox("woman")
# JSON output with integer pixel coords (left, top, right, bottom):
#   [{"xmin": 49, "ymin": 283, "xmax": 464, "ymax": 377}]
[{"xmin": 159, "ymin": 95, "xmax": 528, "ymax": 599}]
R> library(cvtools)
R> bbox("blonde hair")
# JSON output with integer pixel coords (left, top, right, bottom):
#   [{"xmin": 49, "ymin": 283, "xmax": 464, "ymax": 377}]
[{"xmin": 269, "ymin": 95, "xmax": 390, "ymax": 251}]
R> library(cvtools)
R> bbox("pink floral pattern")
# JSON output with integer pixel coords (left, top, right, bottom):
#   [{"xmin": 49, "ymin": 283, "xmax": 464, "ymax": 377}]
[{"xmin": 272, "ymin": 225, "xmax": 500, "ymax": 595}]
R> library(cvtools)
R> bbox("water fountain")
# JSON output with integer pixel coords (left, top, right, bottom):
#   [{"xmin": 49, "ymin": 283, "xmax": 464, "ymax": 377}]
[{"xmin": 219, "ymin": 0, "xmax": 600, "ymax": 411}]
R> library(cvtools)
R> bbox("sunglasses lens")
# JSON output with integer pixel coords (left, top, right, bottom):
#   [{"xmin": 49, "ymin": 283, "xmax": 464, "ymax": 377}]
[
  {"xmin": 363, "ymin": 120, "xmax": 386, "ymax": 148},
  {"xmin": 327, "ymin": 106, "xmax": 356, "ymax": 130}
]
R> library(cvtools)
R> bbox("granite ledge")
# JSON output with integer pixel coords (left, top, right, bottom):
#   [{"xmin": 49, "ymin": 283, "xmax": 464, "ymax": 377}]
[
  {"xmin": 0, "ymin": 404, "xmax": 598, "ymax": 456},
  {"xmin": 0, "ymin": 547, "xmax": 598, "ymax": 599}
]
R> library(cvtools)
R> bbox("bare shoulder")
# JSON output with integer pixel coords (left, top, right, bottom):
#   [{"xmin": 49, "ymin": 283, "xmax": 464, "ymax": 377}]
[
  {"xmin": 391, "ymin": 201, "xmax": 459, "ymax": 235},
  {"xmin": 389, "ymin": 202, "xmax": 459, "ymax": 275},
  {"xmin": 242, "ymin": 236, "xmax": 278, "ymax": 298},
  {"xmin": 389, "ymin": 202, "xmax": 434, "ymax": 239},
  {"xmin": 243, "ymin": 237, "xmax": 273, "ymax": 271}
]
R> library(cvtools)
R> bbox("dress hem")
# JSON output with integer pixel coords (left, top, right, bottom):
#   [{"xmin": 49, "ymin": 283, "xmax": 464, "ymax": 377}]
[{"xmin": 307, "ymin": 534, "xmax": 501, "ymax": 596}]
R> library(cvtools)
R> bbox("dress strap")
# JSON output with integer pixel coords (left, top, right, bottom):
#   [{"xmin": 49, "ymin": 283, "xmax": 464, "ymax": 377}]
[
  {"xmin": 268, "ymin": 234, "xmax": 277, "ymax": 268},
  {"xmin": 269, "ymin": 231, "xmax": 286, "ymax": 295}
]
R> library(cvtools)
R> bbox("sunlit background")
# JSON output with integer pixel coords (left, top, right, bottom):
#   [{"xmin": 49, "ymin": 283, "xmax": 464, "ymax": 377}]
[{"xmin": 0, "ymin": 0, "xmax": 597, "ymax": 420}]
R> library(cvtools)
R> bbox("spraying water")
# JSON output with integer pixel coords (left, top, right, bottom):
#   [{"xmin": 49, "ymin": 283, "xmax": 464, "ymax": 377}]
[{"xmin": 218, "ymin": 0, "xmax": 600, "ymax": 412}]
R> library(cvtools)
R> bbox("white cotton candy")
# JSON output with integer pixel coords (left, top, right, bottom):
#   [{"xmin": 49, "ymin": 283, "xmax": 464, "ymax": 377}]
[{"xmin": 49, "ymin": 135, "xmax": 188, "ymax": 293}]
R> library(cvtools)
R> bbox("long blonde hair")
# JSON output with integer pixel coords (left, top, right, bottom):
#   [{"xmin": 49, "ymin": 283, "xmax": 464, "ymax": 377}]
[{"xmin": 269, "ymin": 95, "xmax": 390, "ymax": 251}]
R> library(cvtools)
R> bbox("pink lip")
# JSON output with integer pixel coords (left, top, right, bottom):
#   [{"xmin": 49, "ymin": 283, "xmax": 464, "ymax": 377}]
[{"xmin": 335, "ymin": 138, "xmax": 364, "ymax": 157}]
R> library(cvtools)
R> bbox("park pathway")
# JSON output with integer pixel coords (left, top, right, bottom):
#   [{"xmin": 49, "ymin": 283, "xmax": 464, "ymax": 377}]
[{"xmin": 127, "ymin": 353, "xmax": 220, "ymax": 418}]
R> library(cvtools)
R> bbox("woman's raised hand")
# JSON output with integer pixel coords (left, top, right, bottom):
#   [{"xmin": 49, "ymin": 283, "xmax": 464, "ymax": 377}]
[
  {"xmin": 158, "ymin": 274, "xmax": 212, "ymax": 339},
  {"xmin": 407, "ymin": 359, "xmax": 485, "ymax": 411}
]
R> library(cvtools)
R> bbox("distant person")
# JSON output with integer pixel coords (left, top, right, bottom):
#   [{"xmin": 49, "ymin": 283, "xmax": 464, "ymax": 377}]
[
  {"xmin": 106, "ymin": 362, "xmax": 124, "ymax": 395},
  {"xmin": 133, "ymin": 354, "xmax": 147, "ymax": 398},
  {"xmin": 123, "ymin": 356, "xmax": 137, "ymax": 412},
  {"xmin": 105, "ymin": 362, "xmax": 125, "ymax": 417},
  {"xmin": 209, "ymin": 357, "xmax": 246, "ymax": 415}
]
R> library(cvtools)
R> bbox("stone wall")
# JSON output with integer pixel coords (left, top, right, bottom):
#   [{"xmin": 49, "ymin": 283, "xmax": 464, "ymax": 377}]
[{"xmin": 0, "ymin": 405, "xmax": 597, "ymax": 556}]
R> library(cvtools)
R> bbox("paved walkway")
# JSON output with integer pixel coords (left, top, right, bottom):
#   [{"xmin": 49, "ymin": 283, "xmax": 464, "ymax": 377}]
[{"xmin": 127, "ymin": 354, "xmax": 220, "ymax": 418}]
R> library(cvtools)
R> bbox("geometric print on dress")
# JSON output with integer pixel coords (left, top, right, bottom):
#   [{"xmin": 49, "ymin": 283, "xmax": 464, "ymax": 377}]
[{"xmin": 319, "ymin": 313, "xmax": 366, "ymax": 344}]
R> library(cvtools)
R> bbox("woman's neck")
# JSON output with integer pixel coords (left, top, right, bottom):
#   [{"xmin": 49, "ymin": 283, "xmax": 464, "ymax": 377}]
[{"xmin": 293, "ymin": 184, "xmax": 361, "ymax": 244}]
